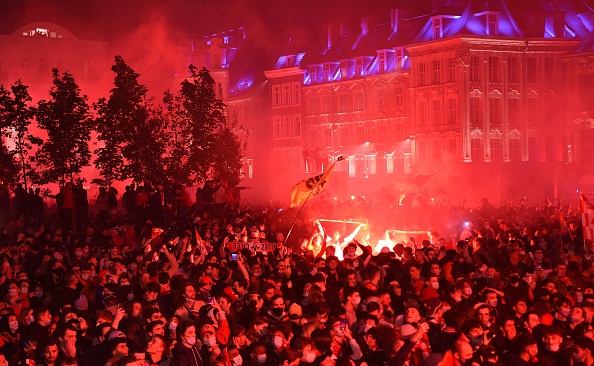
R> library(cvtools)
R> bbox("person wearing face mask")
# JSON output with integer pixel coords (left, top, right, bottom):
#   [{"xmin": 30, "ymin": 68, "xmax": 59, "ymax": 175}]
[
  {"xmin": 537, "ymin": 325, "xmax": 572, "ymax": 366},
  {"xmin": 574, "ymin": 336, "xmax": 594, "ymax": 366},
  {"xmin": 0, "ymin": 313, "xmax": 21, "ymax": 357},
  {"xmin": 343, "ymin": 287, "xmax": 361, "ymax": 328},
  {"xmin": 227, "ymin": 345, "xmax": 243, "ymax": 366},
  {"xmin": 264, "ymin": 295, "xmax": 288, "ymax": 326},
  {"xmin": 22, "ymin": 306, "xmax": 52, "ymax": 351},
  {"xmin": 198, "ymin": 322, "xmax": 224, "ymax": 366},
  {"xmin": 171, "ymin": 321, "xmax": 203, "ymax": 366},
  {"xmin": 420, "ymin": 275, "xmax": 441, "ymax": 302},
  {"xmin": 245, "ymin": 342, "xmax": 270, "ymax": 366},
  {"xmin": 461, "ymin": 320, "xmax": 489, "ymax": 351},
  {"xmin": 268, "ymin": 324, "xmax": 293, "ymax": 365},
  {"xmin": 328, "ymin": 317, "xmax": 363, "ymax": 360},
  {"xmin": 552, "ymin": 298, "xmax": 572, "ymax": 337},
  {"xmin": 4, "ymin": 281, "xmax": 29, "ymax": 317}
]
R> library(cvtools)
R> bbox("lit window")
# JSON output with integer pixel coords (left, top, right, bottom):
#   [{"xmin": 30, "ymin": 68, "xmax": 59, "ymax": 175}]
[
  {"xmin": 377, "ymin": 89, "xmax": 386, "ymax": 108},
  {"xmin": 432, "ymin": 60, "xmax": 441, "ymax": 84},
  {"xmin": 395, "ymin": 47, "xmax": 404, "ymax": 70},
  {"xmin": 395, "ymin": 87, "xmax": 403, "ymax": 107},
  {"xmin": 432, "ymin": 17, "xmax": 443, "ymax": 39},
  {"xmin": 488, "ymin": 57, "xmax": 499, "ymax": 83},
  {"xmin": 419, "ymin": 62, "xmax": 427, "ymax": 86},
  {"xmin": 378, "ymin": 51, "xmax": 386, "ymax": 73},
  {"xmin": 487, "ymin": 12, "xmax": 499, "ymax": 36},
  {"xmin": 355, "ymin": 93, "xmax": 364, "ymax": 111},
  {"xmin": 448, "ymin": 58, "xmax": 456, "ymax": 81},
  {"xmin": 292, "ymin": 82, "xmax": 300, "ymax": 106}
]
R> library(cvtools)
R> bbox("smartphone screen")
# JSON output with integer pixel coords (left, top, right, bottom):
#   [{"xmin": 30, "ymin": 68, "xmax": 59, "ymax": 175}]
[
  {"xmin": 340, "ymin": 319, "xmax": 346, "ymax": 330},
  {"xmin": 207, "ymin": 297, "xmax": 214, "ymax": 305},
  {"xmin": 232, "ymin": 253, "xmax": 237, "ymax": 261}
]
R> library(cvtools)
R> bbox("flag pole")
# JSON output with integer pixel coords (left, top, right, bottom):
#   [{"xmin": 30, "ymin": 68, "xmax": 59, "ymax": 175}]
[{"xmin": 284, "ymin": 156, "xmax": 343, "ymax": 247}]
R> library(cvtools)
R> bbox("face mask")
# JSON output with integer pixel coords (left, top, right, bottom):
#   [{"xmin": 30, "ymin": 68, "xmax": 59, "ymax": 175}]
[
  {"xmin": 169, "ymin": 322, "xmax": 177, "ymax": 332},
  {"xmin": 430, "ymin": 282, "xmax": 439, "ymax": 290},
  {"xmin": 21, "ymin": 287, "xmax": 28, "ymax": 294},
  {"xmin": 467, "ymin": 334, "xmax": 483, "ymax": 347},
  {"xmin": 9, "ymin": 320, "xmax": 18, "ymax": 332},
  {"xmin": 272, "ymin": 335, "xmax": 283, "ymax": 348},
  {"xmin": 256, "ymin": 354, "xmax": 267, "ymax": 364},
  {"xmin": 203, "ymin": 336, "xmax": 217, "ymax": 347},
  {"xmin": 546, "ymin": 344, "xmax": 560, "ymax": 352},
  {"xmin": 509, "ymin": 275, "xmax": 520, "ymax": 285},
  {"xmin": 576, "ymin": 295, "xmax": 583, "ymax": 304},
  {"xmin": 561, "ymin": 308, "xmax": 571, "ymax": 318},
  {"xmin": 462, "ymin": 288, "xmax": 472, "ymax": 297},
  {"xmin": 186, "ymin": 297, "xmax": 196, "ymax": 306},
  {"xmin": 271, "ymin": 308, "xmax": 284, "ymax": 317},
  {"xmin": 9, "ymin": 288, "xmax": 17, "ymax": 297},
  {"xmin": 82, "ymin": 274, "xmax": 90, "ymax": 281},
  {"xmin": 185, "ymin": 336, "xmax": 196, "ymax": 346},
  {"xmin": 233, "ymin": 355, "xmax": 243, "ymax": 366},
  {"xmin": 570, "ymin": 315, "xmax": 582, "ymax": 324},
  {"xmin": 35, "ymin": 291, "xmax": 43, "ymax": 298},
  {"xmin": 303, "ymin": 351, "xmax": 316, "ymax": 363},
  {"xmin": 487, "ymin": 299, "xmax": 497, "ymax": 308}
]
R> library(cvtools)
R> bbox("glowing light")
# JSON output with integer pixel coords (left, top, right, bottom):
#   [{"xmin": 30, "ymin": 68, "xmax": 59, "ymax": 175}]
[
  {"xmin": 334, "ymin": 197, "xmax": 338, "ymax": 200},
  {"xmin": 350, "ymin": 195, "xmax": 356, "ymax": 200}
]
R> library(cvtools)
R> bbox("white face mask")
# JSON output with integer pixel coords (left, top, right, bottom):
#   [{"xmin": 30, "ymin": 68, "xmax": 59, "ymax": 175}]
[
  {"xmin": 303, "ymin": 351, "xmax": 316, "ymax": 363},
  {"xmin": 169, "ymin": 322, "xmax": 178, "ymax": 332},
  {"xmin": 185, "ymin": 336, "xmax": 196, "ymax": 346},
  {"xmin": 256, "ymin": 354, "xmax": 267, "ymax": 364},
  {"xmin": 272, "ymin": 335, "xmax": 283, "ymax": 348},
  {"xmin": 203, "ymin": 336, "xmax": 216, "ymax": 347},
  {"xmin": 233, "ymin": 355, "xmax": 243, "ymax": 366}
]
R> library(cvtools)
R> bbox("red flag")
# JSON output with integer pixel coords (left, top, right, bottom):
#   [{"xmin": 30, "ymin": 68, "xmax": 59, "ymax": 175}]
[{"xmin": 580, "ymin": 193, "xmax": 594, "ymax": 241}]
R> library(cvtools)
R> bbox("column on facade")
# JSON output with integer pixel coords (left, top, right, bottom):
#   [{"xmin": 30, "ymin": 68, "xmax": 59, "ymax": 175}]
[
  {"xmin": 502, "ymin": 57, "xmax": 510, "ymax": 162},
  {"xmin": 461, "ymin": 54, "xmax": 472, "ymax": 162},
  {"xmin": 482, "ymin": 54, "xmax": 491, "ymax": 162}
]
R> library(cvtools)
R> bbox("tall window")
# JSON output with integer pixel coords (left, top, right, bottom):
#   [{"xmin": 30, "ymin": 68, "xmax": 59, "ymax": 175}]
[
  {"xmin": 339, "ymin": 94, "xmax": 348, "ymax": 112},
  {"xmin": 448, "ymin": 58, "xmax": 456, "ymax": 81},
  {"xmin": 309, "ymin": 98, "xmax": 317, "ymax": 115},
  {"xmin": 273, "ymin": 116, "xmax": 282, "ymax": 138},
  {"xmin": 378, "ymin": 51, "xmax": 386, "ymax": 72},
  {"xmin": 471, "ymin": 138, "xmax": 483, "ymax": 161},
  {"xmin": 340, "ymin": 61, "xmax": 348, "ymax": 79},
  {"xmin": 272, "ymin": 85, "xmax": 281, "ymax": 108},
  {"xmin": 487, "ymin": 12, "xmax": 499, "ymax": 36},
  {"xmin": 509, "ymin": 139, "xmax": 521, "ymax": 161},
  {"xmin": 322, "ymin": 96, "xmax": 331, "ymax": 114},
  {"xmin": 508, "ymin": 57, "xmax": 518, "ymax": 83},
  {"xmin": 394, "ymin": 123, "xmax": 404, "ymax": 140},
  {"xmin": 432, "ymin": 17, "xmax": 442, "ymax": 39},
  {"xmin": 377, "ymin": 89, "xmax": 386, "ymax": 108},
  {"xmin": 292, "ymin": 115, "xmax": 301, "ymax": 137},
  {"xmin": 292, "ymin": 82, "xmax": 300, "ymax": 105},
  {"xmin": 508, "ymin": 98, "xmax": 520, "ymax": 126},
  {"xmin": 544, "ymin": 58, "xmax": 554, "ymax": 84},
  {"xmin": 418, "ymin": 101, "xmax": 427, "ymax": 126},
  {"xmin": 470, "ymin": 56, "xmax": 480, "ymax": 82},
  {"xmin": 355, "ymin": 93, "xmax": 364, "ymax": 111},
  {"xmin": 283, "ymin": 84, "xmax": 291, "ymax": 106},
  {"xmin": 433, "ymin": 100, "xmax": 442, "ymax": 126},
  {"xmin": 419, "ymin": 62, "xmax": 427, "ymax": 86},
  {"xmin": 488, "ymin": 57, "xmax": 499, "ymax": 82},
  {"xmin": 356, "ymin": 58, "xmax": 363, "ymax": 76},
  {"xmin": 489, "ymin": 98, "xmax": 501, "ymax": 129},
  {"xmin": 470, "ymin": 98, "xmax": 481, "ymax": 127},
  {"xmin": 323, "ymin": 64, "xmax": 331, "ymax": 81},
  {"xmin": 448, "ymin": 98, "xmax": 457, "ymax": 125},
  {"xmin": 395, "ymin": 47, "xmax": 404, "ymax": 70},
  {"xmin": 395, "ymin": 87, "xmax": 403, "ymax": 107},
  {"xmin": 378, "ymin": 125, "xmax": 387, "ymax": 143},
  {"xmin": 283, "ymin": 115, "xmax": 291, "ymax": 137},
  {"xmin": 527, "ymin": 58, "xmax": 537, "ymax": 83},
  {"xmin": 490, "ymin": 138, "xmax": 501, "ymax": 161},
  {"xmin": 432, "ymin": 60, "xmax": 441, "ymax": 84}
]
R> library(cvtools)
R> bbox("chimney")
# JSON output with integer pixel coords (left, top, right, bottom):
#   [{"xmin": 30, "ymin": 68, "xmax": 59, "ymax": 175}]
[
  {"xmin": 327, "ymin": 23, "xmax": 333, "ymax": 50},
  {"xmin": 361, "ymin": 16, "xmax": 369, "ymax": 36},
  {"xmin": 339, "ymin": 21, "xmax": 347, "ymax": 37},
  {"xmin": 390, "ymin": 9, "xmax": 399, "ymax": 33},
  {"xmin": 552, "ymin": 11, "xmax": 566, "ymax": 37}
]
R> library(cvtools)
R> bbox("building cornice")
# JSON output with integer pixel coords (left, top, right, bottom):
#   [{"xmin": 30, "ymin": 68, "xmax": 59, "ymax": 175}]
[{"xmin": 406, "ymin": 35, "xmax": 581, "ymax": 52}]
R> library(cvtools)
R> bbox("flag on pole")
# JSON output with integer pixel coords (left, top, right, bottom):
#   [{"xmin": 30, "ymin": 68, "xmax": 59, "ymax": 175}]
[
  {"xmin": 581, "ymin": 193, "xmax": 594, "ymax": 240},
  {"xmin": 290, "ymin": 160, "xmax": 339, "ymax": 208},
  {"xmin": 413, "ymin": 172, "xmax": 438, "ymax": 187}
]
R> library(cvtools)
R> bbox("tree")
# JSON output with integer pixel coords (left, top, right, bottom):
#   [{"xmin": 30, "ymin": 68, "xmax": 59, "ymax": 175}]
[
  {"xmin": 179, "ymin": 65, "xmax": 245, "ymax": 186},
  {"xmin": 35, "ymin": 69, "xmax": 92, "ymax": 184},
  {"xmin": 0, "ymin": 80, "xmax": 41, "ymax": 187},
  {"xmin": 94, "ymin": 55, "xmax": 166, "ymax": 186},
  {"xmin": 162, "ymin": 90, "xmax": 194, "ymax": 183}
]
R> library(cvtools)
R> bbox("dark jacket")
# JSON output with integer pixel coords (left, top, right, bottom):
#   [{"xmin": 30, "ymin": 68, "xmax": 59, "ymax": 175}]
[{"xmin": 170, "ymin": 342, "xmax": 203, "ymax": 366}]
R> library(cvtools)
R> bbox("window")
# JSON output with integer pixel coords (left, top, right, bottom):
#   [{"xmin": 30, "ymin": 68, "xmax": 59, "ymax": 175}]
[
  {"xmin": 272, "ymin": 85, "xmax": 281, "ymax": 108},
  {"xmin": 471, "ymin": 138, "xmax": 483, "ymax": 162},
  {"xmin": 323, "ymin": 64, "xmax": 331, "ymax": 81},
  {"xmin": 470, "ymin": 56, "xmax": 480, "ymax": 82},
  {"xmin": 490, "ymin": 138, "xmax": 501, "ymax": 161},
  {"xmin": 340, "ymin": 62, "xmax": 348, "ymax": 78},
  {"xmin": 394, "ymin": 123, "xmax": 404, "ymax": 140},
  {"xmin": 378, "ymin": 51, "xmax": 386, "ymax": 72},
  {"xmin": 339, "ymin": 95, "xmax": 348, "ymax": 112},
  {"xmin": 309, "ymin": 98, "xmax": 317, "ymax": 115},
  {"xmin": 418, "ymin": 101, "xmax": 428, "ymax": 126},
  {"xmin": 433, "ymin": 100, "xmax": 442, "ymax": 126},
  {"xmin": 488, "ymin": 57, "xmax": 499, "ymax": 82},
  {"xmin": 432, "ymin": 60, "xmax": 441, "ymax": 84},
  {"xmin": 448, "ymin": 58, "xmax": 456, "ymax": 81},
  {"xmin": 395, "ymin": 87, "xmax": 403, "ymax": 107},
  {"xmin": 544, "ymin": 58, "xmax": 554, "ymax": 84},
  {"xmin": 509, "ymin": 98, "xmax": 520, "ymax": 126},
  {"xmin": 292, "ymin": 115, "xmax": 301, "ymax": 137},
  {"xmin": 432, "ymin": 17, "xmax": 442, "ymax": 39},
  {"xmin": 448, "ymin": 98, "xmax": 457, "ymax": 125},
  {"xmin": 356, "ymin": 58, "xmax": 363, "ymax": 76},
  {"xmin": 292, "ymin": 82, "xmax": 300, "ymax": 105},
  {"xmin": 283, "ymin": 115, "xmax": 291, "ymax": 138},
  {"xmin": 309, "ymin": 66, "xmax": 317, "ymax": 83},
  {"xmin": 487, "ymin": 12, "xmax": 499, "ymax": 36},
  {"xmin": 419, "ymin": 62, "xmax": 427, "ymax": 86},
  {"xmin": 508, "ymin": 57, "xmax": 518, "ymax": 83},
  {"xmin": 355, "ymin": 93, "xmax": 364, "ymax": 111},
  {"xmin": 273, "ymin": 116, "xmax": 282, "ymax": 138},
  {"xmin": 489, "ymin": 98, "xmax": 500, "ymax": 129},
  {"xmin": 509, "ymin": 139, "xmax": 521, "ymax": 161},
  {"xmin": 377, "ymin": 89, "xmax": 386, "ymax": 108},
  {"xmin": 527, "ymin": 58, "xmax": 537, "ymax": 83},
  {"xmin": 470, "ymin": 98, "xmax": 481, "ymax": 127},
  {"xmin": 322, "ymin": 96, "xmax": 331, "ymax": 114},
  {"xmin": 395, "ymin": 47, "xmax": 404, "ymax": 70},
  {"xmin": 378, "ymin": 125, "xmax": 387, "ymax": 143},
  {"xmin": 283, "ymin": 84, "xmax": 291, "ymax": 107},
  {"xmin": 356, "ymin": 126, "xmax": 365, "ymax": 144}
]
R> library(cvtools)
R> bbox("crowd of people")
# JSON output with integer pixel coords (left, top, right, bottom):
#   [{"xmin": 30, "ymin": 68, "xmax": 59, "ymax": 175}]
[{"xmin": 0, "ymin": 180, "xmax": 592, "ymax": 366}]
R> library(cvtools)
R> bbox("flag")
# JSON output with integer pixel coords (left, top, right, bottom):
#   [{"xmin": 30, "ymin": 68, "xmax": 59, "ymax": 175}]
[
  {"xmin": 581, "ymin": 193, "xmax": 594, "ymax": 240},
  {"xmin": 413, "ymin": 172, "xmax": 437, "ymax": 187},
  {"xmin": 290, "ymin": 160, "xmax": 338, "ymax": 208}
]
